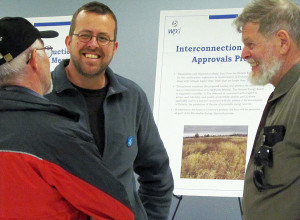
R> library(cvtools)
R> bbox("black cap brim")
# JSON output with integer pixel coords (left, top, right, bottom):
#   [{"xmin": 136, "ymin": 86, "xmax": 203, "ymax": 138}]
[{"xmin": 40, "ymin": 30, "xmax": 59, "ymax": 38}]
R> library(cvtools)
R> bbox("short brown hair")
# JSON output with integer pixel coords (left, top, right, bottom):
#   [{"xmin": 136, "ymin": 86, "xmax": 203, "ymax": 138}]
[{"xmin": 69, "ymin": 1, "xmax": 117, "ymax": 40}]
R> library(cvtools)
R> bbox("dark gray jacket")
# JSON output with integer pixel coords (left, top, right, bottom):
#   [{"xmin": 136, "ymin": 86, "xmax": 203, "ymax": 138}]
[{"xmin": 46, "ymin": 60, "xmax": 174, "ymax": 220}]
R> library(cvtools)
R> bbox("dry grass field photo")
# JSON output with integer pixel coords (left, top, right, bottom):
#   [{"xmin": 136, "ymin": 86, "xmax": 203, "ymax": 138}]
[{"xmin": 181, "ymin": 125, "xmax": 247, "ymax": 180}]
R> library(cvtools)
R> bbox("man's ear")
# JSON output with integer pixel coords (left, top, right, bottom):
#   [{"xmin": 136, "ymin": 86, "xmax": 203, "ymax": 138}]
[
  {"xmin": 65, "ymin": 35, "xmax": 71, "ymax": 52},
  {"xmin": 276, "ymin": 30, "xmax": 290, "ymax": 55},
  {"xmin": 28, "ymin": 49, "xmax": 38, "ymax": 71},
  {"xmin": 113, "ymin": 40, "xmax": 118, "ymax": 56}
]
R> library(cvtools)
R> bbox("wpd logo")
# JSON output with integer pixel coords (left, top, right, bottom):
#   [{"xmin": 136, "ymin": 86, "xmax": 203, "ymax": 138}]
[
  {"xmin": 168, "ymin": 20, "xmax": 181, "ymax": 35},
  {"xmin": 172, "ymin": 20, "xmax": 178, "ymax": 27}
]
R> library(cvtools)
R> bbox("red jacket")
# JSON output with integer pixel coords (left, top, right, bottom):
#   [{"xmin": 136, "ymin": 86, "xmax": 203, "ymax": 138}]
[{"xmin": 0, "ymin": 88, "xmax": 134, "ymax": 220}]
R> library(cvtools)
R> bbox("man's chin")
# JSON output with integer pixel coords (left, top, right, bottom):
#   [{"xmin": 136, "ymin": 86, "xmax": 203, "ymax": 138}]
[
  {"xmin": 79, "ymin": 69, "xmax": 103, "ymax": 79},
  {"xmin": 73, "ymin": 60, "xmax": 105, "ymax": 79},
  {"xmin": 248, "ymin": 71, "xmax": 268, "ymax": 85},
  {"xmin": 80, "ymin": 64, "xmax": 107, "ymax": 78}
]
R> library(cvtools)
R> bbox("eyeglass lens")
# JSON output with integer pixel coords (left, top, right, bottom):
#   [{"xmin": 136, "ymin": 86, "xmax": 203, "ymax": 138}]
[
  {"xmin": 43, "ymin": 47, "xmax": 52, "ymax": 58},
  {"xmin": 253, "ymin": 167, "xmax": 265, "ymax": 191},
  {"xmin": 36, "ymin": 46, "xmax": 52, "ymax": 58},
  {"xmin": 254, "ymin": 145, "xmax": 273, "ymax": 167},
  {"xmin": 74, "ymin": 33, "xmax": 113, "ymax": 46}
]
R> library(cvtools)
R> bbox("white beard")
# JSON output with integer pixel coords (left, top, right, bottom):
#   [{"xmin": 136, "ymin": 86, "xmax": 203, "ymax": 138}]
[{"xmin": 248, "ymin": 56, "xmax": 282, "ymax": 86}]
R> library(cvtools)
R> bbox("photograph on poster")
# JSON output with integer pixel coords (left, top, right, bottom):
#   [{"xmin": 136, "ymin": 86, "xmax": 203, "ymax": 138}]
[{"xmin": 181, "ymin": 125, "xmax": 247, "ymax": 180}]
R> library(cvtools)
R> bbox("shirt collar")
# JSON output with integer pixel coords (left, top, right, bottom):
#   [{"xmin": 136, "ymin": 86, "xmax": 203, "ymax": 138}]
[
  {"xmin": 270, "ymin": 62, "xmax": 300, "ymax": 102},
  {"xmin": 1, "ymin": 85, "xmax": 47, "ymax": 100},
  {"xmin": 52, "ymin": 59, "xmax": 127, "ymax": 95}
]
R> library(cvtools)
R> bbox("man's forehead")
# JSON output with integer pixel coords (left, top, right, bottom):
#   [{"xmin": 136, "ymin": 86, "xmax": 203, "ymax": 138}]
[
  {"xmin": 241, "ymin": 23, "xmax": 263, "ymax": 39},
  {"xmin": 242, "ymin": 22, "xmax": 260, "ymax": 33},
  {"xmin": 74, "ymin": 12, "xmax": 115, "ymax": 31}
]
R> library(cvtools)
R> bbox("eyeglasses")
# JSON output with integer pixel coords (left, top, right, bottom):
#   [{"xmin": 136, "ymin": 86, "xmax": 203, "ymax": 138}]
[
  {"xmin": 26, "ymin": 46, "xmax": 53, "ymax": 64},
  {"xmin": 253, "ymin": 144, "xmax": 273, "ymax": 191},
  {"xmin": 36, "ymin": 46, "xmax": 53, "ymax": 58},
  {"xmin": 253, "ymin": 142, "xmax": 284, "ymax": 191},
  {"xmin": 72, "ymin": 33, "xmax": 115, "ymax": 46}
]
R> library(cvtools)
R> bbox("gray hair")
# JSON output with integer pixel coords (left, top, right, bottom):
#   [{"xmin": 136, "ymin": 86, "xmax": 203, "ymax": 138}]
[
  {"xmin": 233, "ymin": 0, "xmax": 300, "ymax": 48},
  {"xmin": 0, "ymin": 40, "xmax": 43, "ymax": 86}
]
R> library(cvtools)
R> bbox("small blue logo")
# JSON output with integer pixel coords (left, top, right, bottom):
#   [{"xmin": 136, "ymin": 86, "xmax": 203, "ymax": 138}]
[
  {"xmin": 168, "ymin": 20, "xmax": 181, "ymax": 35},
  {"xmin": 172, "ymin": 20, "xmax": 178, "ymax": 27},
  {"xmin": 127, "ymin": 136, "xmax": 134, "ymax": 147}
]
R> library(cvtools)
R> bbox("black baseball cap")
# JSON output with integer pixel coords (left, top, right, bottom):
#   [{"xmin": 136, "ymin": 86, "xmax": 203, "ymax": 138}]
[{"xmin": 0, "ymin": 17, "xmax": 58, "ymax": 66}]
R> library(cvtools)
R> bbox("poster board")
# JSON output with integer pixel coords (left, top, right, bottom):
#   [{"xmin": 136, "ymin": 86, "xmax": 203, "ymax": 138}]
[{"xmin": 153, "ymin": 8, "xmax": 273, "ymax": 197}]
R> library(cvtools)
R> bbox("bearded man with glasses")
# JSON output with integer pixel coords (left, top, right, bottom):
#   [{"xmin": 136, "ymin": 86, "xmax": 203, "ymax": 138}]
[{"xmin": 233, "ymin": 0, "xmax": 300, "ymax": 219}]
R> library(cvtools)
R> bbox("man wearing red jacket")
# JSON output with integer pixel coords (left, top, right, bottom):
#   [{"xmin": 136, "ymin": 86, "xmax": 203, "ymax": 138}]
[{"xmin": 0, "ymin": 17, "xmax": 134, "ymax": 220}]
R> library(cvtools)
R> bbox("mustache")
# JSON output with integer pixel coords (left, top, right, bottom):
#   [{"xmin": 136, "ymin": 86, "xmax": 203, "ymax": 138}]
[
  {"xmin": 81, "ymin": 48, "xmax": 103, "ymax": 55},
  {"xmin": 247, "ymin": 58, "xmax": 256, "ymax": 64}
]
